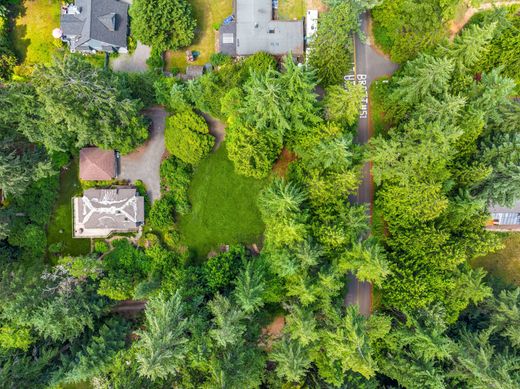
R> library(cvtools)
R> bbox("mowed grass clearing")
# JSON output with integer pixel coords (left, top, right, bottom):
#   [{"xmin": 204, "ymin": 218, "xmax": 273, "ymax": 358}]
[
  {"xmin": 12, "ymin": 0, "xmax": 61, "ymax": 66},
  {"xmin": 166, "ymin": 0, "xmax": 232, "ymax": 72},
  {"xmin": 472, "ymin": 233, "xmax": 520, "ymax": 286},
  {"xmin": 278, "ymin": 0, "xmax": 306, "ymax": 20},
  {"xmin": 47, "ymin": 159, "xmax": 91, "ymax": 261},
  {"xmin": 179, "ymin": 144, "xmax": 266, "ymax": 259}
]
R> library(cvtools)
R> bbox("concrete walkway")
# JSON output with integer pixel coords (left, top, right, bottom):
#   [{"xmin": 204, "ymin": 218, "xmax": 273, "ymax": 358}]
[
  {"xmin": 119, "ymin": 107, "xmax": 168, "ymax": 203},
  {"xmin": 111, "ymin": 42, "xmax": 151, "ymax": 73},
  {"xmin": 345, "ymin": 12, "xmax": 399, "ymax": 317}
]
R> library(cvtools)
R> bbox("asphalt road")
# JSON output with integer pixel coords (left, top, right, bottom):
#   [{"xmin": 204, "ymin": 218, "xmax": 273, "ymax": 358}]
[{"xmin": 344, "ymin": 12, "xmax": 399, "ymax": 317}]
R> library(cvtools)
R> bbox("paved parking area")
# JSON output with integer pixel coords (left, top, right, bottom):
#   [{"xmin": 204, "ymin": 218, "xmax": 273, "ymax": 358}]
[
  {"xmin": 111, "ymin": 42, "xmax": 151, "ymax": 73},
  {"xmin": 119, "ymin": 107, "xmax": 167, "ymax": 203}
]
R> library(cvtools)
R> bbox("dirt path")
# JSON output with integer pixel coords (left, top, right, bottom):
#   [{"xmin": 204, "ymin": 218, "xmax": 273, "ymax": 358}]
[
  {"xmin": 111, "ymin": 300, "xmax": 147, "ymax": 313},
  {"xmin": 200, "ymin": 112, "xmax": 226, "ymax": 150},
  {"xmin": 449, "ymin": 1, "xmax": 520, "ymax": 39}
]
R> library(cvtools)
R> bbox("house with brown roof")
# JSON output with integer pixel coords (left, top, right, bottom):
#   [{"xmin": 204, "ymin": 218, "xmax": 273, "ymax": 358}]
[
  {"xmin": 73, "ymin": 188, "xmax": 145, "ymax": 238},
  {"xmin": 486, "ymin": 201, "xmax": 520, "ymax": 232},
  {"xmin": 79, "ymin": 147, "xmax": 117, "ymax": 181}
]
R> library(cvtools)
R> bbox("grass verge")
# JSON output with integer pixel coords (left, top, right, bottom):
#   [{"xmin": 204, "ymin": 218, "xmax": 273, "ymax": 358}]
[
  {"xmin": 165, "ymin": 0, "xmax": 232, "ymax": 72},
  {"xmin": 471, "ymin": 233, "xmax": 520, "ymax": 287},
  {"xmin": 47, "ymin": 159, "xmax": 91, "ymax": 261},
  {"xmin": 278, "ymin": 0, "xmax": 306, "ymax": 19},
  {"xmin": 370, "ymin": 76, "xmax": 393, "ymax": 136},
  {"xmin": 11, "ymin": 0, "xmax": 61, "ymax": 67},
  {"xmin": 179, "ymin": 143, "xmax": 266, "ymax": 259}
]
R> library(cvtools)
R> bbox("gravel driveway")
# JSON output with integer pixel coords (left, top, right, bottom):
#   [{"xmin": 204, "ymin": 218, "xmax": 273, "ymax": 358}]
[
  {"xmin": 111, "ymin": 42, "xmax": 151, "ymax": 73},
  {"xmin": 119, "ymin": 107, "xmax": 167, "ymax": 203}
]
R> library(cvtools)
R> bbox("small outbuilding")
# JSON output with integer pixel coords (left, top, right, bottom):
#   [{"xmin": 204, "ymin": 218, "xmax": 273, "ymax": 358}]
[
  {"xmin": 186, "ymin": 65, "xmax": 204, "ymax": 79},
  {"xmin": 486, "ymin": 201, "xmax": 520, "ymax": 232},
  {"xmin": 79, "ymin": 147, "xmax": 117, "ymax": 181}
]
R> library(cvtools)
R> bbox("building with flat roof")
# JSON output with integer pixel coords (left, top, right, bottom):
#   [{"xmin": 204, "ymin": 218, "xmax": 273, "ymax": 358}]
[
  {"xmin": 73, "ymin": 188, "xmax": 144, "ymax": 238},
  {"xmin": 219, "ymin": 0, "xmax": 304, "ymax": 56},
  {"xmin": 486, "ymin": 201, "xmax": 520, "ymax": 232},
  {"xmin": 60, "ymin": 0, "xmax": 128, "ymax": 54}
]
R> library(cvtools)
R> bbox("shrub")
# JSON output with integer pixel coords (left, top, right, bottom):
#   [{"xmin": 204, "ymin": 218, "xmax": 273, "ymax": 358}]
[
  {"xmin": 119, "ymin": 71, "xmax": 160, "ymax": 107},
  {"xmin": 146, "ymin": 47, "xmax": 165, "ymax": 70},
  {"xmin": 94, "ymin": 241, "xmax": 110, "ymax": 254},
  {"xmin": 149, "ymin": 197, "xmax": 175, "ymax": 229},
  {"xmin": 160, "ymin": 156, "xmax": 193, "ymax": 214},
  {"xmin": 154, "ymin": 79, "xmax": 191, "ymax": 113},
  {"xmin": 48, "ymin": 242, "xmax": 63, "ymax": 254},
  {"xmin": 203, "ymin": 246, "xmax": 245, "ymax": 293},
  {"xmin": 239, "ymin": 52, "xmax": 277, "ymax": 79},
  {"xmin": 97, "ymin": 239, "xmax": 151, "ymax": 300},
  {"xmin": 134, "ymin": 180, "xmax": 151, "ymax": 215},
  {"xmin": 165, "ymin": 110, "xmax": 214, "ymax": 165},
  {"xmin": 210, "ymin": 53, "xmax": 232, "ymax": 67},
  {"xmin": 163, "ymin": 229, "xmax": 182, "ymax": 249}
]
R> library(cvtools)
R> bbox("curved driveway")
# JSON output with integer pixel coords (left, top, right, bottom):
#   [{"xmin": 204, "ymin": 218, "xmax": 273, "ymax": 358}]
[
  {"xmin": 119, "ymin": 107, "xmax": 167, "ymax": 203},
  {"xmin": 345, "ymin": 12, "xmax": 399, "ymax": 317}
]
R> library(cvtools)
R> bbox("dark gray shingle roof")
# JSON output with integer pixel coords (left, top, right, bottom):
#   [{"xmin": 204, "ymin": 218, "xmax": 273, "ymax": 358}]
[{"xmin": 60, "ymin": 0, "xmax": 128, "ymax": 51}]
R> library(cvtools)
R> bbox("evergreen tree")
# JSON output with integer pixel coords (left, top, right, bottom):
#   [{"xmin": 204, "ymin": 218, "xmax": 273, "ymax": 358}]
[
  {"xmin": 271, "ymin": 336, "xmax": 311, "ymax": 383},
  {"xmin": 136, "ymin": 292, "xmax": 190, "ymax": 381}
]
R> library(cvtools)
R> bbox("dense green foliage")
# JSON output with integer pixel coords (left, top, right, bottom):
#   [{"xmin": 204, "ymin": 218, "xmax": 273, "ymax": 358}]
[
  {"xmin": 225, "ymin": 56, "xmax": 322, "ymax": 178},
  {"xmin": 308, "ymin": 0, "xmax": 380, "ymax": 86},
  {"xmin": 160, "ymin": 156, "xmax": 193, "ymax": 215},
  {"xmin": 372, "ymin": 0, "xmax": 460, "ymax": 62},
  {"xmin": 0, "ymin": 5, "xmax": 16, "ymax": 81},
  {"xmin": 469, "ymin": 5, "xmax": 520, "ymax": 94},
  {"xmin": 165, "ymin": 110, "xmax": 214, "ymax": 165},
  {"xmin": 3, "ymin": 56, "xmax": 149, "ymax": 153},
  {"xmin": 370, "ymin": 16, "xmax": 518, "ymax": 320},
  {"xmin": 129, "ymin": 0, "xmax": 196, "ymax": 52},
  {"xmin": 2, "ymin": 2, "xmax": 520, "ymax": 387}
]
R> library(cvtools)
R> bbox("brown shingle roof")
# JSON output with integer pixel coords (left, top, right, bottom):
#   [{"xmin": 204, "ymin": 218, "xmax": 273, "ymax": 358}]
[{"xmin": 79, "ymin": 147, "xmax": 116, "ymax": 181}]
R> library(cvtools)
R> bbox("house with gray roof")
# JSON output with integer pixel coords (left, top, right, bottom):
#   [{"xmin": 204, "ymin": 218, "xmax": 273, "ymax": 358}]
[
  {"xmin": 219, "ymin": 0, "xmax": 304, "ymax": 57},
  {"xmin": 486, "ymin": 201, "xmax": 520, "ymax": 232},
  {"xmin": 60, "ymin": 0, "xmax": 128, "ymax": 54},
  {"xmin": 73, "ymin": 188, "xmax": 144, "ymax": 238}
]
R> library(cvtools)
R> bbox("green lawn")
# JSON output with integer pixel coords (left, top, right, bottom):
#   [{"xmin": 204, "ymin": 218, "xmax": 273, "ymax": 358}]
[
  {"xmin": 179, "ymin": 144, "xmax": 266, "ymax": 259},
  {"xmin": 166, "ymin": 0, "xmax": 232, "ymax": 72},
  {"xmin": 278, "ymin": 0, "xmax": 306, "ymax": 20},
  {"xmin": 11, "ymin": 0, "xmax": 62, "ymax": 66},
  {"xmin": 47, "ymin": 159, "xmax": 91, "ymax": 261},
  {"xmin": 472, "ymin": 234, "xmax": 520, "ymax": 287}
]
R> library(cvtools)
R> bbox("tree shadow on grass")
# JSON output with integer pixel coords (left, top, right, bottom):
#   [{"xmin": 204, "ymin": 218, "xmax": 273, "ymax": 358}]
[{"xmin": 9, "ymin": 2, "xmax": 29, "ymax": 63}]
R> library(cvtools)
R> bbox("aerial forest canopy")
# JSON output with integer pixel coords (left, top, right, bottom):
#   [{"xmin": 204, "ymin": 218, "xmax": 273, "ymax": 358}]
[{"xmin": 0, "ymin": 0, "xmax": 520, "ymax": 388}]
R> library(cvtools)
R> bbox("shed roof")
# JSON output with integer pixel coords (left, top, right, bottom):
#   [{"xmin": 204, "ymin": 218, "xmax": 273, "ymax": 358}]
[{"xmin": 79, "ymin": 147, "xmax": 116, "ymax": 181}]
